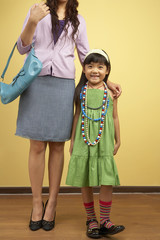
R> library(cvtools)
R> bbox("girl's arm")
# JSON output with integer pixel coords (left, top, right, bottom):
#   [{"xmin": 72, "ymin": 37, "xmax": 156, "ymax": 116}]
[
  {"xmin": 19, "ymin": 3, "xmax": 50, "ymax": 49},
  {"xmin": 69, "ymin": 104, "xmax": 81, "ymax": 155},
  {"xmin": 107, "ymin": 80, "xmax": 122, "ymax": 99},
  {"xmin": 112, "ymin": 97, "xmax": 121, "ymax": 155}
]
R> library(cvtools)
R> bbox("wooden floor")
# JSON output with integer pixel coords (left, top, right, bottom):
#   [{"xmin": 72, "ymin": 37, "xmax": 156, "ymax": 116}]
[{"xmin": 0, "ymin": 194, "xmax": 160, "ymax": 240}]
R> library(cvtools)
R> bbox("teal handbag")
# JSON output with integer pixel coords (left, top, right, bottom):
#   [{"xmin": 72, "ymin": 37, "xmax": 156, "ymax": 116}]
[{"xmin": 0, "ymin": 42, "xmax": 42, "ymax": 104}]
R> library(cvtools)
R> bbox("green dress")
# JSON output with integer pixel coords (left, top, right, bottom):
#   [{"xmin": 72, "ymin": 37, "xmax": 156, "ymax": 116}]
[{"xmin": 66, "ymin": 89, "xmax": 120, "ymax": 187}]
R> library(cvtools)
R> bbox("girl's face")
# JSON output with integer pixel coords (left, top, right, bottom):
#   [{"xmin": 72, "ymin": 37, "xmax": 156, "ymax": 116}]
[{"xmin": 83, "ymin": 62, "xmax": 109, "ymax": 86}]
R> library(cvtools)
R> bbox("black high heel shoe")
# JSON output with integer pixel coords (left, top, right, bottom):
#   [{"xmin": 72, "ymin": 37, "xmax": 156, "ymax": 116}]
[
  {"xmin": 42, "ymin": 200, "xmax": 56, "ymax": 231},
  {"xmin": 29, "ymin": 201, "xmax": 44, "ymax": 231}
]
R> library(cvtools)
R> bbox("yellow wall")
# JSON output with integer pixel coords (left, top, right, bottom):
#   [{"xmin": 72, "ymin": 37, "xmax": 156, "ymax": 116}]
[{"xmin": 0, "ymin": 0, "xmax": 160, "ymax": 187}]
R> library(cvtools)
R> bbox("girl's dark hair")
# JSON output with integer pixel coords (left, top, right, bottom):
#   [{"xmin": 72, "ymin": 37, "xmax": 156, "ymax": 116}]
[
  {"xmin": 75, "ymin": 51, "xmax": 111, "ymax": 106},
  {"xmin": 46, "ymin": 0, "xmax": 79, "ymax": 41}
]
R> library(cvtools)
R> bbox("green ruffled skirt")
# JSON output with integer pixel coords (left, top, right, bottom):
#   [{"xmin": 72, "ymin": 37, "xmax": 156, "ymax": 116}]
[{"xmin": 66, "ymin": 89, "xmax": 120, "ymax": 187}]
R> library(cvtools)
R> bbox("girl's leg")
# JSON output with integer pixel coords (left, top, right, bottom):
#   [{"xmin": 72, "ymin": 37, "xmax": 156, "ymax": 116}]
[
  {"xmin": 81, "ymin": 187, "xmax": 94, "ymax": 203},
  {"xmin": 43, "ymin": 141, "xmax": 65, "ymax": 221},
  {"xmin": 99, "ymin": 185, "xmax": 125, "ymax": 235},
  {"xmin": 29, "ymin": 140, "xmax": 47, "ymax": 221},
  {"xmin": 99, "ymin": 185, "xmax": 113, "ymax": 202},
  {"xmin": 99, "ymin": 185, "xmax": 114, "ymax": 228},
  {"xmin": 81, "ymin": 187, "xmax": 98, "ymax": 229}
]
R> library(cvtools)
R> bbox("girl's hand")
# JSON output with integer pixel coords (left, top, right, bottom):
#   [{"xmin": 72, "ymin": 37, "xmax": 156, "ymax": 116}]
[
  {"xmin": 69, "ymin": 141, "xmax": 74, "ymax": 155},
  {"xmin": 30, "ymin": 2, "xmax": 50, "ymax": 24},
  {"xmin": 107, "ymin": 81, "xmax": 122, "ymax": 99},
  {"xmin": 113, "ymin": 142, "xmax": 120, "ymax": 155}
]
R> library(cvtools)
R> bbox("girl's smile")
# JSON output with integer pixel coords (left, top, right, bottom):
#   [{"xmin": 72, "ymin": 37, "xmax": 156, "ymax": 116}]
[{"xmin": 83, "ymin": 62, "xmax": 109, "ymax": 87}]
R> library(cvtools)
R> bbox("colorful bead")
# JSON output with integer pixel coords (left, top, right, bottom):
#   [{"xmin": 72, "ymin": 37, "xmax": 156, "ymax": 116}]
[{"xmin": 81, "ymin": 81, "xmax": 109, "ymax": 146}]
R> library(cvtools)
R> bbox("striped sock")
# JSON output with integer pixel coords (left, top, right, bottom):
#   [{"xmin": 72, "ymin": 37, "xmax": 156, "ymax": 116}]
[
  {"xmin": 84, "ymin": 202, "xmax": 98, "ymax": 229},
  {"xmin": 99, "ymin": 200, "xmax": 115, "ymax": 229}
]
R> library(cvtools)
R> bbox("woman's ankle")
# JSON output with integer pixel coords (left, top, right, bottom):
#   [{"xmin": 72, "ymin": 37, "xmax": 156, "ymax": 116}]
[{"xmin": 32, "ymin": 196, "xmax": 43, "ymax": 204}]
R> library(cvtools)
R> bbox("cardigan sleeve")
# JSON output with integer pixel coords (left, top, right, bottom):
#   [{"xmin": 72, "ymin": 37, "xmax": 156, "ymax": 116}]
[
  {"xmin": 75, "ymin": 15, "xmax": 90, "ymax": 65},
  {"xmin": 17, "ymin": 8, "xmax": 37, "ymax": 55}
]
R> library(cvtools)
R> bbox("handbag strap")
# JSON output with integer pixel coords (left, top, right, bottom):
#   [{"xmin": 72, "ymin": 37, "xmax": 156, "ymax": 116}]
[{"xmin": 1, "ymin": 42, "xmax": 17, "ymax": 80}]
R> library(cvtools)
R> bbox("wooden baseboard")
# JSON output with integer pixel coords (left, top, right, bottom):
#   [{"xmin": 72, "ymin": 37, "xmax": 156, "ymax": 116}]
[{"xmin": 0, "ymin": 186, "xmax": 160, "ymax": 194}]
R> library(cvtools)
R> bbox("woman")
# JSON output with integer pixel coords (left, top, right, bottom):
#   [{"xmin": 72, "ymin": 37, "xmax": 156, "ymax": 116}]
[{"xmin": 16, "ymin": 0, "xmax": 121, "ymax": 231}]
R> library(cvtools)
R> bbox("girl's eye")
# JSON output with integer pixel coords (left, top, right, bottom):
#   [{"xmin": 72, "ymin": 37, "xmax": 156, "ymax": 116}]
[
  {"xmin": 88, "ymin": 65, "xmax": 92, "ymax": 68},
  {"xmin": 99, "ymin": 66, "xmax": 103, "ymax": 69}
]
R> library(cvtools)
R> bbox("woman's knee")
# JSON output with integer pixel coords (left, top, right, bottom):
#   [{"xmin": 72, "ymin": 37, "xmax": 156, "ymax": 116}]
[
  {"xmin": 49, "ymin": 142, "xmax": 65, "ymax": 153},
  {"xmin": 30, "ymin": 140, "xmax": 47, "ymax": 154}
]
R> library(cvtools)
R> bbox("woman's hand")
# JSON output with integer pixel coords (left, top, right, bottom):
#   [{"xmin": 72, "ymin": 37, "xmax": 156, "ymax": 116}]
[
  {"xmin": 113, "ymin": 142, "xmax": 120, "ymax": 155},
  {"xmin": 30, "ymin": 2, "xmax": 50, "ymax": 24},
  {"xmin": 107, "ymin": 81, "xmax": 122, "ymax": 99}
]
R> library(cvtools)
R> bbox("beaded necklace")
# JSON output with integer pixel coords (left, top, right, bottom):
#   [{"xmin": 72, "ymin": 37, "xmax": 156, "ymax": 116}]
[{"xmin": 80, "ymin": 81, "xmax": 109, "ymax": 146}]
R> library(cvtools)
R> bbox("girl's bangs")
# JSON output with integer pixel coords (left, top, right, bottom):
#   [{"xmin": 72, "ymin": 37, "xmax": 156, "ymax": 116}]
[{"xmin": 84, "ymin": 53, "xmax": 107, "ymax": 65}]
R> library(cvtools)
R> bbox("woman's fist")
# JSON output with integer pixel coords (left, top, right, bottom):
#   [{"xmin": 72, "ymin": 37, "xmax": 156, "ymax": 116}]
[{"xmin": 30, "ymin": 2, "xmax": 50, "ymax": 24}]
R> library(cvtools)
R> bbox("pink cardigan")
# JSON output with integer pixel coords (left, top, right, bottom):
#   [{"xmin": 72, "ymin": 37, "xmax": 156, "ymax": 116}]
[{"xmin": 17, "ymin": 11, "xmax": 90, "ymax": 79}]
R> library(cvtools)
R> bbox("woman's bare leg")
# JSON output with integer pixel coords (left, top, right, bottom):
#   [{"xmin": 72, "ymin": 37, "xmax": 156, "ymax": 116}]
[
  {"xmin": 28, "ymin": 139, "xmax": 47, "ymax": 221},
  {"xmin": 43, "ymin": 141, "xmax": 65, "ymax": 221}
]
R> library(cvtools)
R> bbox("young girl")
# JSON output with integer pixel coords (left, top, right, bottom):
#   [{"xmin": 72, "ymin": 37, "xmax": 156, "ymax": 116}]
[{"xmin": 66, "ymin": 49, "xmax": 125, "ymax": 238}]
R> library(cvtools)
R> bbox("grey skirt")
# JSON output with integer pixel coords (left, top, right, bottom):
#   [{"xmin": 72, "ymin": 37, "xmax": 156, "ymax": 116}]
[{"xmin": 15, "ymin": 76, "xmax": 75, "ymax": 142}]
